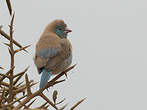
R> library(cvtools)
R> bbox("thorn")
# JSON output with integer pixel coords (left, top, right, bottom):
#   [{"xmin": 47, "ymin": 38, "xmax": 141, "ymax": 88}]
[
  {"xmin": 46, "ymin": 88, "xmax": 49, "ymax": 92},
  {"xmin": 0, "ymin": 25, "xmax": 3, "ymax": 29},
  {"xmin": 0, "ymin": 67, "xmax": 4, "ymax": 70},
  {"xmin": 56, "ymin": 98, "xmax": 66, "ymax": 105},
  {"xmin": 65, "ymin": 73, "xmax": 68, "ymax": 79},
  {"xmin": 53, "ymin": 79, "xmax": 66, "ymax": 86},
  {"xmin": 15, "ymin": 81, "xmax": 24, "ymax": 87},
  {"xmin": 0, "ymin": 87, "xmax": 6, "ymax": 104},
  {"xmin": 0, "ymin": 67, "xmax": 14, "ymax": 83},
  {"xmin": 0, "ymin": 27, "xmax": 28, "ymax": 52},
  {"xmin": 44, "ymin": 104, "xmax": 49, "ymax": 109},
  {"xmin": 70, "ymin": 98, "xmax": 86, "ymax": 110},
  {"xmin": 5, "ymin": 95, "xmax": 27, "ymax": 106},
  {"xmin": 60, "ymin": 103, "xmax": 68, "ymax": 110},
  {"xmin": 14, "ymin": 66, "xmax": 29, "ymax": 78},
  {"xmin": 3, "ymin": 42, "xmax": 10, "ymax": 47},
  {"xmin": 8, "ymin": 48, "xmax": 12, "ymax": 56},
  {"xmin": 38, "ymin": 102, "xmax": 48, "ymax": 108},
  {"xmin": 40, "ymin": 93, "xmax": 59, "ymax": 110},
  {"xmin": 14, "ymin": 45, "xmax": 31, "ymax": 54},
  {"xmin": 27, "ymin": 98, "xmax": 37, "ymax": 108}
]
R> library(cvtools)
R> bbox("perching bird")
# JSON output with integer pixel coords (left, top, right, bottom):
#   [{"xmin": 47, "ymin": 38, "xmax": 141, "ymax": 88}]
[{"xmin": 34, "ymin": 20, "xmax": 72, "ymax": 89}]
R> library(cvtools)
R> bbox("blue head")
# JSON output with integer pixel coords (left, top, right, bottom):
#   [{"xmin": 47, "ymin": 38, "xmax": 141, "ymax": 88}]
[{"xmin": 54, "ymin": 20, "xmax": 72, "ymax": 38}]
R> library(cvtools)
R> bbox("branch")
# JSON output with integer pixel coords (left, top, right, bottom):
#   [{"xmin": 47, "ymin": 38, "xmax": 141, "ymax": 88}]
[
  {"xmin": 0, "ymin": 25, "xmax": 2, "ymax": 29},
  {"xmin": 6, "ymin": 95, "xmax": 27, "ymax": 107},
  {"xmin": 14, "ymin": 96, "xmax": 28, "ymax": 108},
  {"xmin": 0, "ymin": 67, "xmax": 14, "ymax": 84},
  {"xmin": 27, "ymin": 98, "xmax": 36, "ymax": 108},
  {"xmin": 14, "ymin": 80, "xmax": 35, "ymax": 95},
  {"xmin": 0, "ymin": 27, "xmax": 27, "ymax": 52},
  {"xmin": 1, "ymin": 81, "xmax": 17, "ymax": 89},
  {"xmin": 0, "ymin": 87, "xmax": 6, "ymax": 105},
  {"xmin": 37, "ymin": 102, "xmax": 48, "ymax": 109},
  {"xmin": 0, "ymin": 73, "xmax": 10, "ymax": 79},
  {"xmin": 13, "ymin": 72, "xmax": 26, "ymax": 86},
  {"xmin": 59, "ymin": 103, "xmax": 68, "ymax": 110},
  {"xmin": 6, "ymin": 0, "xmax": 12, "ymax": 15},
  {"xmin": 56, "ymin": 98, "xmax": 65, "ymax": 105},
  {"xmin": 40, "ymin": 93, "xmax": 58, "ymax": 110},
  {"xmin": 13, "ymin": 67, "xmax": 29, "ymax": 78},
  {"xmin": 8, "ymin": 13, "xmax": 15, "ymax": 103},
  {"xmin": 25, "ymin": 74, "xmax": 32, "ymax": 96},
  {"xmin": 53, "ymin": 79, "xmax": 66, "ymax": 86},
  {"xmin": 15, "ymin": 65, "xmax": 76, "ymax": 109},
  {"xmin": 15, "ymin": 81, "xmax": 24, "ymax": 88},
  {"xmin": 14, "ymin": 45, "xmax": 30, "ymax": 54},
  {"xmin": 0, "ymin": 67, "xmax": 4, "ymax": 70},
  {"xmin": 70, "ymin": 98, "xmax": 86, "ymax": 110},
  {"xmin": 45, "ymin": 64, "xmax": 76, "ymax": 88},
  {"xmin": 23, "ymin": 98, "xmax": 36, "ymax": 109}
]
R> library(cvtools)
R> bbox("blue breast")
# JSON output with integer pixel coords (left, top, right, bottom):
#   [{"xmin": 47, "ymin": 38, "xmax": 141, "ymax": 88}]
[{"xmin": 36, "ymin": 48, "xmax": 60, "ymax": 59}]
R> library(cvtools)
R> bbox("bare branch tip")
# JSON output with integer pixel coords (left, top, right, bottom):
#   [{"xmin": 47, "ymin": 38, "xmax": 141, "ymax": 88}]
[
  {"xmin": 0, "ymin": 25, "xmax": 3, "ymax": 29},
  {"xmin": 6, "ymin": 0, "xmax": 12, "ymax": 15},
  {"xmin": 70, "ymin": 98, "xmax": 86, "ymax": 110}
]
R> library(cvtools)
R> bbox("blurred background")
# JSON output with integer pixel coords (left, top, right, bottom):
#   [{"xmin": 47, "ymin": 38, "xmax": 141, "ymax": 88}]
[{"xmin": 0, "ymin": 0, "xmax": 147, "ymax": 109}]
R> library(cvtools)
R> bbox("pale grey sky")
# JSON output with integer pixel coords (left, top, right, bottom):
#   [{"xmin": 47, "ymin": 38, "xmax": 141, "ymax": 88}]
[{"xmin": 1, "ymin": 0, "xmax": 147, "ymax": 110}]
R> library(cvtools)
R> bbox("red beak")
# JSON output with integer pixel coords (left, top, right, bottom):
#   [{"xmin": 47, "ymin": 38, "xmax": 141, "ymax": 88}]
[{"xmin": 64, "ymin": 28, "xmax": 72, "ymax": 33}]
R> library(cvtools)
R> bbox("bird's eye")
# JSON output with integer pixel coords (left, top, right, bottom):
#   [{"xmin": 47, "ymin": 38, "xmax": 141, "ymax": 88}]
[{"xmin": 58, "ymin": 28, "xmax": 62, "ymax": 30}]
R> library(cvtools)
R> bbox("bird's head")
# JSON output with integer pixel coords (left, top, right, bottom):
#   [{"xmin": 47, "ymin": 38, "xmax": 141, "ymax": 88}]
[{"xmin": 49, "ymin": 20, "xmax": 72, "ymax": 38}]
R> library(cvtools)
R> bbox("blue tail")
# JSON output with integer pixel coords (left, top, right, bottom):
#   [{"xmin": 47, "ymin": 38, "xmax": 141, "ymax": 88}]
[{"xmin": 39, "ymin": 68, "xmax": 52, "ymax": 89}]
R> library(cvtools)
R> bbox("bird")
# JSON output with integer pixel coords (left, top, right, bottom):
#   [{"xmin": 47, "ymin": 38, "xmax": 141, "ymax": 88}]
[{"xmin": 34, "ymin": 19, "xmax": 72, "ymax": 89}]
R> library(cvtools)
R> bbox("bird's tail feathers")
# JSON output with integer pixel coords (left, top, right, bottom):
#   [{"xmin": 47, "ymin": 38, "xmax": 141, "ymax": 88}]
[{"xmin": 39, "ymin": 68, "xmax": 52, "ymax": 89}]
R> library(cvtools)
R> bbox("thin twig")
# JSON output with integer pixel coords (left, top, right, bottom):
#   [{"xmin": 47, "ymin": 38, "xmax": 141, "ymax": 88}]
[
  {"xmin": 0, "ymin": 67, "xmax": 14, "ymax": 84},
  {"xmin": 0, "ymin": 66, "xmax": 4, "ymax": 70},
  {"xmin": 15, "ymin": 65, "xmax": 76, "ymax": 109},
  {"xmin": 0, "ymin": 28, "xmax": 27, "ymax": 52},
  {"xmin": 40, "ymin": 93, "xmax": 58, "ymax": 110},
  {"xmin": 26, "ymin": 98, "xmax": 36, "ymax": 108},
  {"xmin": 0, "ymin": 87, "xmax": 6, "ymax": 105},
  {"xmin": 14, "ymin": 45, "xmax": 31, "ymax": 54},
  {"xmin": 1, "ymin": 81, "xmax": 17, "ymax": 89},
  {"xmin": 0, "ymin": 73, "xmax": 10, "ymax": 79},
  {"xmin": 15, "ymin": 81, "xmax": 24, "ymax": 88},
  {"xmin": 14, "ymin": 96, "xmax": 28, "ymax": 108},
  {"xmin": 59, "ymin": 103, "xmax": 68, "ymax": 110},
  {"xmin": 70, "ymin": 98, "xmax": 86, "ymax": 110},
  {"xmin": 8, "ymin": 13, "xmax": 15, "ymax": 103},
  {"xmin": 13, "ymin": 67, "xmax": 29, "ymax": 78},
  {"xmin": 56, "ymin": 98, "xmax": 66, "ymax": 105},
  {"xmin": 53, "ymin": 79, "xmax": 66, "ymax": 86},
  {"xmin": 13, "ymin": 72, "xmax": 26, "ymax": 85},
  {"xmin": 0, "ymin": 25, "xmax": 3, "ymax": 29},
  {"xmin": 6, "ymin": 0, "xmax": 12, "ymax": 15},
  {"xmin": 25, "ymin": 74, "xmax": 32, "ymax": 96},
  {"xmin": 6, "ymin": 95, "xmax": 27, "ymax": 107},
  {"xmin": 37, "ymin": 102, "xmax": 48, "ymax": 109},
  {"xmin": 14, "ymin": 80, "xmax": 35, "ymax": 94}
]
